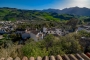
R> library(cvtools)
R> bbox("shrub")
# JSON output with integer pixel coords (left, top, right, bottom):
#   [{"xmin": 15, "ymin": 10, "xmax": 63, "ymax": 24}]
[{"xmin": 22, "ymin": 42, "xmax": 48, "ymax": 58}]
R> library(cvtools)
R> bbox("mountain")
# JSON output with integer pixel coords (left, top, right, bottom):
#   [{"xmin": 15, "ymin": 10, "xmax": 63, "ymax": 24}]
[
  {"xmin": 0, "ymin": 7, "xmax": 78, "ymax": 21},
  {"xmin": 0, "ymin": 7, "xmax": 90, "ymax": 21},
  {"xmin": 42, "ymin": 7, "xmax": 90, "ymax": 16},
  {"xmin": 43, "ymin": 9, "xmax": 60, "ymax": 13}
]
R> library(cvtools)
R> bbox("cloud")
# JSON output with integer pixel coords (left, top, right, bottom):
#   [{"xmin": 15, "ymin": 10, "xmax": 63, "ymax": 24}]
[
  {"xmin": 69, "ymin": 0, "xmax": 90, "ymax": 7},
  {"xmin": 55, "ymin": 0, "xmax": 90, "ymax": 9}
]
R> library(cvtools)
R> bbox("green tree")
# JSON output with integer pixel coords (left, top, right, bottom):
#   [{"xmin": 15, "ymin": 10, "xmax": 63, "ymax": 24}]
[
  {"xmin": 60, "ymin": 33, "xmax": 82, "ymax": 54},
  {"xmin": 66, "ymin": 18, "xmax": 79, "ymax": 32},
  {"xmin": 44, "ymin": 34, "xmax": 55, "ymax": 51},
  {"xmin": 22, "ymin": 42, "xmax": 48, "ymax": 58}
]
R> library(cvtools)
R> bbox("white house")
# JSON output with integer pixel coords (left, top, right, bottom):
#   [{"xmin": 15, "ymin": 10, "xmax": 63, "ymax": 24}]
[
  {"xmin": 43, "ymin": 27, "xmax": 64, "ymax": 36},
  {"xmin": 30, "ymin": 30, "xmax": 43, "ymax": 41}
]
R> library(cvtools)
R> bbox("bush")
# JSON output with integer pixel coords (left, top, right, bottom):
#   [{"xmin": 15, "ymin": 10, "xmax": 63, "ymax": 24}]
[
  {"xmin": 22, "ymin": 34, "xmax": 82, "ymax": 57},
  {"xmin": 22, "ymin": 42, "xmax": 48, "ymax": 58},
  {"xmin": 0, "ymin": 44, "xmax": 22, "ymax": 58}
]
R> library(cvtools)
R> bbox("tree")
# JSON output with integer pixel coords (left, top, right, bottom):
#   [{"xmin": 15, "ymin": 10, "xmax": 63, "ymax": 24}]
[
  {"xmin": 66, "ymin": 18, "xmax": 79, "ymax": 32},
  {"xmin": 44, "ymin": 34, "xmax": 55, "ymax": 51},
  {"xmin": 10, "ymin": 33, "xmax": 21, "ymax": 42},
  {"xmin": 78, "ymin": 30, "xmax": 90, "ymax": 37},
  {"xmin": 60, "ymin": 33, "xmax": 82, "ymax": 54},
  {"xmin": 22, "ymin": 42, "xmax": 48, "ymax": 58}
]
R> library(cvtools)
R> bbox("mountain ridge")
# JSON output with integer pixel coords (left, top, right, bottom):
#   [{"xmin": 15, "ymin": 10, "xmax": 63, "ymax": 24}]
[
  {"xmin": 42, "ymin": 7, "xmax": 90, "ymax": 16},
  {"xmin": 1, "ymin": 7, "xmax": 90, "ymax": 16},
  {"xmin": 0, "ymin": 7, "xmax": 90, "ymax": 21},
  {"xmin": 0, "ymin": 7, "xmax": 77, "ymax": 21}
]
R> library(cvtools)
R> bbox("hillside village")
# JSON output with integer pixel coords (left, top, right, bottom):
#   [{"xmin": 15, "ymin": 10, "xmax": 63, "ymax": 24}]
[
  {"xmin": 0, "ymin": 21, "xmax": 90, "ymax": 41},
  {"xmin": 0, "ymin": 21, "xmax": 69, "ymax": 42},
  {"xmin": 0, "ymin": 21, "xmax": 90, "ymax": 59}
]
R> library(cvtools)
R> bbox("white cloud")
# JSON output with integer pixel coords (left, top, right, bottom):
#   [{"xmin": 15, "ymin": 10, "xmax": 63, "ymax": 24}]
[
  {"xmin": 69, "ymin": 0, "xmax": 90, "ymax": 7},
  {"xmin": 55, "ymin": 0, "xmax": 90, "ymax": 9}
]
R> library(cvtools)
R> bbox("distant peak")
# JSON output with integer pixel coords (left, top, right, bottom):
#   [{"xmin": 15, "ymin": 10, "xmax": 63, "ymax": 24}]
[
  {"xmin": 63, "ymin": 6, "xmax": 89, "ymax": 9},
  {"xmin": 44, "ymin": 8, "xmax": 60, "ymax": 10}
]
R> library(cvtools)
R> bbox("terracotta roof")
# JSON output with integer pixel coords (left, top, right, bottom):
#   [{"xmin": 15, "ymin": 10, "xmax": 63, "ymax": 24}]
[
  {"xmin": 0, "ymin": 53, "xmax": 90, "ymax": 60},
  {"xmin": 31, "ymin": 30, "xmax": 39, "ymax": 35}
]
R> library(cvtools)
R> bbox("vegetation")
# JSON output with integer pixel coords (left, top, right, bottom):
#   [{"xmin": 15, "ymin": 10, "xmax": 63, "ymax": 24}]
[
  {"xmin": 0, "ymin": 7, "xmax": 90, "ymax": 23},
  {"xmin": 21, "ymin": 31, "xmax": 90, "ymax": 57},
  {"xmin": 78, "ymin": 30, "xmax": 90, "ymax": 37},
  {"xmin": 0, "ymin": 33, "xmax": 83, "ymax": 58}
]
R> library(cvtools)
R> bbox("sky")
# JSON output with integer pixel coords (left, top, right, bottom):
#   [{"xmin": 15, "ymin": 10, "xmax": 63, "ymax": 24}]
[{"xmin": 0, "ymin": 0, "xmax": 90, "ymax": 10}]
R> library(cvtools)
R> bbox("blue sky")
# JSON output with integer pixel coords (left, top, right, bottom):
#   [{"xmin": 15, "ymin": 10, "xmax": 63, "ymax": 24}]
[{"xmin": 0, "ymin": 0, "xmax": 90, "ymax": 10}]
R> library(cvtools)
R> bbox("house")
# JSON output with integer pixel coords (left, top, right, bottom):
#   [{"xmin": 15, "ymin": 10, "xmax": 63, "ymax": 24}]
[
  {"xmin": 16, "ymin": 29, "xmax": 30, "ymax": 40},
  {"xmin": 21, "ymin": 33, "xmax": 30, "ymax": 40},
  {"xmin": 30, "ymin": 30, "xmax": 43, "ymax": 41},
  {"xmin": 43, "ymin": 27, "xmax": 64, "ymax": 36},
  {"xmin": 0, "ymin": 35, "xmax": 4, "ymax": 39},
  {"xmin": 0, "ymin": 28, "xmax": 7, "ymax": 34},
  {"xmin": 16, "ymin": 28, "xmax": 43, "ymax": 41},
  {"xmin": 25, "ymin": 28, "xmax": 44, "ymax": 41},
  {"xmin": 16, "ymin": 29, "xmax": 31, "ymax": 44},
  {"xmin": 76, "ymin": 25, "xmax": 90, "ymax": 33}
]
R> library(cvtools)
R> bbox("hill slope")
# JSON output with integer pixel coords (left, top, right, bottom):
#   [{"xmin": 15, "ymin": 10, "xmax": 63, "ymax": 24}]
[
  {"xmin": 0, "ymin": 7, "xmax": 90, "ymax": 21},
  {"xmin": 0, "ymin": 7, "xmax": 77, "ymax": 21}
]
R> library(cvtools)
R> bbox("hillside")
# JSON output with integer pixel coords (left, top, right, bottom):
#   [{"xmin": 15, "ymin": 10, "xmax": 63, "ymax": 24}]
[
  {"xmin": 43, "ymin": 7, "xmax": 90, "ymax": 16},
  {"xmin": 0, "ymin": 7, "xmax": 75, "ymax": 21},
  {"xmin": 0, "ymin": 7, "xmax": 90, "ymax": 22}
]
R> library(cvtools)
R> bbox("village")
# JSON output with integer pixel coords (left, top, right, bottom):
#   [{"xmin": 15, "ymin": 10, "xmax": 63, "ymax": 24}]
[
  {"xmin": 0, "ymin": 21, "xmax": 90, "ymax": 42},
  {"xmin": 0, "ymin": 21, "xmax": 69, "ymax": 42}
]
